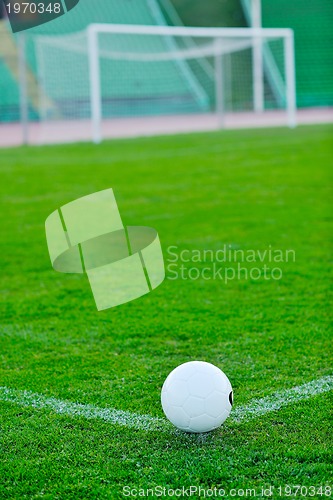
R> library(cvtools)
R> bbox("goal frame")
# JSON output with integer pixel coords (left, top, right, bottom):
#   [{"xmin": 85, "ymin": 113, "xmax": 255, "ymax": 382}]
[{"xmin": 87, "ymin": 23, "xmax": 297, "ymax": 144}]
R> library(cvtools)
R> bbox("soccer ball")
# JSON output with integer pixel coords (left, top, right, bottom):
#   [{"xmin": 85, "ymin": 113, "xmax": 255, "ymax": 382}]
[{"xmin": 161, "ymin": 361, "xmax": 233, "ymax": 433}]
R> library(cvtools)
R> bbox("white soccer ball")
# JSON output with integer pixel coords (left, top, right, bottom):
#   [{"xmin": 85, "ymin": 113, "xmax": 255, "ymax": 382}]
[{"xmin": 161, "ymin": 361, "xmax": 233, "ymax": 433}]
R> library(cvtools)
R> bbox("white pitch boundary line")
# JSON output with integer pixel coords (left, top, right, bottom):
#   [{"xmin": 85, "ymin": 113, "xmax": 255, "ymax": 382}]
[
  {"xmin": 230, "ymin": 375, "xmax": 333, "ymax": 423},
  {"xmin": 0, "ymin": 386, "xmax": 167, "ymax": 432},
  {"xmin": 0, "ymin": 375, "xmax": 332, "ymax": 433}
]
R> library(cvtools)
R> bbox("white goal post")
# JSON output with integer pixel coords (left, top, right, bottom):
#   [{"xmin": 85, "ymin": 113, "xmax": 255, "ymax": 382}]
[
  {"xmin": 31, "ymin": 23, "xmax": 297, "ymax": 145},
  {"xmin": 87, "ymin": 24, "xmax": 296, "ymax": 144}
]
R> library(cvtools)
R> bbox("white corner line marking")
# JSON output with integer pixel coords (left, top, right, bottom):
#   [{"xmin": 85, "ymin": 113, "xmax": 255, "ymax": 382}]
[
  {"xmin": 230, "ymin": 375, "xmax": 333, "ymax": 423},
  {"xmin": 0, "ymin": 375, "xmax": 332, "ymax": 432},
  {"xmin": 0, "ymin": 385, "xmax": 168, "ymax": 431}
]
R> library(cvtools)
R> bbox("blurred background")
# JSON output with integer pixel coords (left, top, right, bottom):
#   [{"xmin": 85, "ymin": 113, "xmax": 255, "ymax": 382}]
[{"xmin": 0, "ymin": 0, "xmax": 332, "ymax": 146}]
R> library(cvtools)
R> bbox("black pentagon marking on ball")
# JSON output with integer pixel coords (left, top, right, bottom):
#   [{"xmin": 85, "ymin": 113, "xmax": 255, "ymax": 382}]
[{"xmin": 229, "ymin": 391, "xmax": 233, "ymax": 406}]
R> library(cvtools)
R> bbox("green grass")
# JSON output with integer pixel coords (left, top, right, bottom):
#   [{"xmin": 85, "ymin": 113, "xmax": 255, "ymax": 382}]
[{"xmin": 0, "ymin": 124, "xmax": 332, "ymax": 499}]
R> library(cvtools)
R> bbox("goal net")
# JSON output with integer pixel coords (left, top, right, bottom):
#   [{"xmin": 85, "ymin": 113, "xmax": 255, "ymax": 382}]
[{"xmin": 33, "ymin": 24, "xmax": 296, "ymax": 143}]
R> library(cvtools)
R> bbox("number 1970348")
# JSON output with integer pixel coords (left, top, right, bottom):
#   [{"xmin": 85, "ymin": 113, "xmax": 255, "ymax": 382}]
[{"xmin": 6, "ymin": 3, "xmax": 62, "ymax": 14}]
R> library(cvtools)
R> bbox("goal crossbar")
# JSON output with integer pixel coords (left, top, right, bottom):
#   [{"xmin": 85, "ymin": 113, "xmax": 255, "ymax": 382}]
[{"xmin": 88, "ymin": 23, "xmax": 293, "ymax": 40}]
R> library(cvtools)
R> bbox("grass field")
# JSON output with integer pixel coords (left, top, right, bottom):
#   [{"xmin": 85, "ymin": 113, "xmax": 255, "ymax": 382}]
[{"xmin": 0, "ymin": 124, "xmax": 332, "ymax": 499}]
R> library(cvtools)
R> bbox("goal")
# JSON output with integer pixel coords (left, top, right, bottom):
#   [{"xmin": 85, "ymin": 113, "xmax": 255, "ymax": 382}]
[{"xmin": 33, "ymin": 23, "xmax": 296, "ymax": 143}]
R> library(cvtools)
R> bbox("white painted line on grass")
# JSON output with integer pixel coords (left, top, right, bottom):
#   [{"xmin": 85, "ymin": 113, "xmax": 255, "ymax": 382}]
[
  {"xmin": 0, "ymin": 386, "xmax": 168, "ymax": 431},
  {"xmin": 0, "ymin": 375, "xmax": 332, "ymax": 433},
  {"xmin": 230, "ymin": 375, "xmax": 333, "ymax": 423}
]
